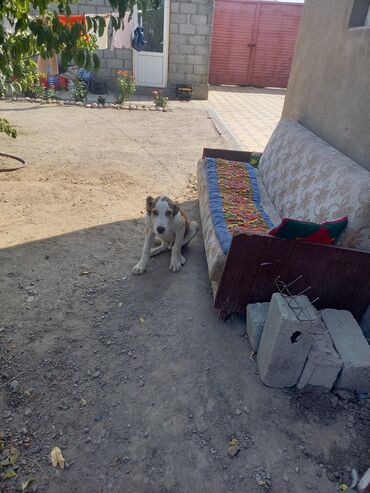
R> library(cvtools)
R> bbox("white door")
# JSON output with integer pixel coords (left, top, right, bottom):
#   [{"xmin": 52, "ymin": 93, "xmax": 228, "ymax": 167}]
[{"xmin": 133, "ymin": 0, "xmax": 170, "ymax": 88}]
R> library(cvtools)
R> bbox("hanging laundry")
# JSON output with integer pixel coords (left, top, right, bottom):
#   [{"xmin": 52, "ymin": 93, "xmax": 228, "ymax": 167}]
[
  {"xmin": 58, "ymin": 15, "xmax": 85, "ymax": 27},
  {"xmin": 37, "ymin": 53, "xmax": 59, "ymax": 76},
  {"xmin": 86, "ymin": 14, "xmax": 110, "ymax": 50},
  {"xmin": 132, "ymin": 26, "xmax": 146, "ymax": 52},
  {"xmin": 111, "ymin": 13, "xmax": 133, "ymax": 50}
]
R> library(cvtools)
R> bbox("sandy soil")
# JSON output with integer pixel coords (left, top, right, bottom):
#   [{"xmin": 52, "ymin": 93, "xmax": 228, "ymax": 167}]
[{"xmin": 0, "ymin": 101, "xmax": 369, "ymax": 493}]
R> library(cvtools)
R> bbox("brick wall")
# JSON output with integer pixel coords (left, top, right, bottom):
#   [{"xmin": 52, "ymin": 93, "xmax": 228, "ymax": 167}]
[{"xmin": 69, "ymin": 0, "xmax": 214, "ymax": 99}]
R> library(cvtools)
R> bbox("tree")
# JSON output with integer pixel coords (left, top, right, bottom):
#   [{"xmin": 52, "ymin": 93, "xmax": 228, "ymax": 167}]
[{"xmin": 0, "ymin": 0, "xmax": 160, "ymax": 137}]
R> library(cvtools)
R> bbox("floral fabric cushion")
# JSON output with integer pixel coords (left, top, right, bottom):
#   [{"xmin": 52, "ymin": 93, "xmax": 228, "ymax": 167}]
[{"xmin": 259, "ymin": 119, "xmax": 370, "ymax": 251}]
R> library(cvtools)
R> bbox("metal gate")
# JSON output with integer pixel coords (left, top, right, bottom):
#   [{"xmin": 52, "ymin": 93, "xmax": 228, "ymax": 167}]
[{"xmin": 209, "ymin": 0, "xmax": 303, "ymax": 87}]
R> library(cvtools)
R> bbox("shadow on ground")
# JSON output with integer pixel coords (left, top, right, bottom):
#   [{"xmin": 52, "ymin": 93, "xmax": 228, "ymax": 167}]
[{"xmin": 0, "ymin": 200, "xmax": 369, "ymax": 493}]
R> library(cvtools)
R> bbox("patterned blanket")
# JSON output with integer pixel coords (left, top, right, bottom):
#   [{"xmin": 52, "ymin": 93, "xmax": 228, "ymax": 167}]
[{"xmin": 206, "ymin": 157, "xmax": 274, "ymax": 254}]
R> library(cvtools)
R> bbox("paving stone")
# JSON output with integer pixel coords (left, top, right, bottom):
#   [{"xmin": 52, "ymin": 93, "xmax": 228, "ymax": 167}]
[
  {"xmin": 321, "ymin": 309, "xmax": 370, "ymax": 393},
  {"xmin": 246, "ymin": 302, "xmax": 269, "ymax": 352},
  {"xmin": 257, "ymin": 294, "xmax": 314, "ymax": 387}
]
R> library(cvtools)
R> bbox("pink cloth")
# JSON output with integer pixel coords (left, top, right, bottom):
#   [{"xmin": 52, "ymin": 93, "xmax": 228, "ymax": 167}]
[{"xmin": 111, "ymin": 12, "xmax": 133, "ymax": 49}]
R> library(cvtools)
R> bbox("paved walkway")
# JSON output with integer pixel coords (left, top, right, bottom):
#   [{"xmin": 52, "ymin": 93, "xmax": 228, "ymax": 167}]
[{"xmin": 208, "ymin": 85, "xmax": 286, "ymax": 151}]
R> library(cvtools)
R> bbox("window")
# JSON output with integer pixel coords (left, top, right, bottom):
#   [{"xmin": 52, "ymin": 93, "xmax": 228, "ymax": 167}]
[{"xmin": 349, "ymin": 0, "xmax": 370, "ymax": 27}]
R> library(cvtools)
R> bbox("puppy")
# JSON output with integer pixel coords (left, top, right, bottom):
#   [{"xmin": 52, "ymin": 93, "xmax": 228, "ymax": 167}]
[{"xmin": 133, "ymin": 195, "xmax": 198, "ymax": 274}]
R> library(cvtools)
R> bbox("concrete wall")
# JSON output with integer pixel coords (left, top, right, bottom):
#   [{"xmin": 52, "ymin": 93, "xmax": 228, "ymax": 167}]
[
  {"xmin": 70, "ymin": 0, "xmax": 214, "ymax": 99},
  {"xmin": 283, "ymin": 0, "xmax": 370, "ymax": 171}
]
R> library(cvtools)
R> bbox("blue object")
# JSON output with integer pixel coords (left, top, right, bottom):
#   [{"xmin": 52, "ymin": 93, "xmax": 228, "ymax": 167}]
[
  {"xmin": 78, "ymin": 68, "xmax": 93, "ymax": 89},
  {"xmin": 206, "ymin": 157, "xmax": 274, "ymax": 254},
  {"xmin": 132, "ymin": 27, "xmax": 147, "ymax": 52}
]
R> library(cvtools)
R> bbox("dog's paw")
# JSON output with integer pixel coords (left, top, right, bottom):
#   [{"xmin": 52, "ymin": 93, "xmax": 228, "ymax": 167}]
[
  {"xmin": 132, "ymin": 261, "xmax": 147, "ymax": 275},
  {"xmin": 169, "ymin": 257, "xmax": 182, "ymax": 272}
]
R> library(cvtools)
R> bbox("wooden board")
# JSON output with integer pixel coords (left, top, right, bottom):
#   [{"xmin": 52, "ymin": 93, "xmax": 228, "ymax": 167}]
[
  {"xmin": 215, "ymin": 231, "xmax": 370, "ymax": 321},
  {"xmin": 203, "ymin": 148, "xmax": 252, "ymax": 162}
]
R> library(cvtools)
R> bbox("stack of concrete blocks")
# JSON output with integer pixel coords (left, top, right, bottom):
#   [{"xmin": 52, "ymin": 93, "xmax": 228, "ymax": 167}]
[
  {"xmin": 246, "ymin": 293, "xmax": 370, "ymax": 393},
  {"xmin": 168, "ymin": 1, "xmax": 214, "ymax": 99},
  {"xmin": 70, "ymin": 0, "xmax": 214, "ymax": 99}
]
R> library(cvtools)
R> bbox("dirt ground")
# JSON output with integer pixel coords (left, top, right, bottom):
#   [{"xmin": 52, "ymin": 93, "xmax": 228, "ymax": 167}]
[{"xmin": 0, "ymin": 101, "xmax": 369, "ymax": 493}]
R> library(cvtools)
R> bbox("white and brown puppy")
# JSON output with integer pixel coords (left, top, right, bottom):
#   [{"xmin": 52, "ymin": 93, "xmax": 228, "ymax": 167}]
[{"xmin": 133, "ymin": 195, "xmax": 198, "ymax": 274}]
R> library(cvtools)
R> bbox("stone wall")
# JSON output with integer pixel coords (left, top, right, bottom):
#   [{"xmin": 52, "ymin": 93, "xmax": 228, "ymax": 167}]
[{"xmin": 68, "ymin": 0, "xmax": 214, "ymax": 99}]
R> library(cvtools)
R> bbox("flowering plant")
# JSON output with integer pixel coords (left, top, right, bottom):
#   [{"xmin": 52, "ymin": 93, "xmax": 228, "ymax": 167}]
[
  {"xmin": 152, "ymin": 89, "xmax": 169, "ymax": 111},
  {"xmin": 116, "ymin": 70, "xmax": 136, "ymax": 103}
]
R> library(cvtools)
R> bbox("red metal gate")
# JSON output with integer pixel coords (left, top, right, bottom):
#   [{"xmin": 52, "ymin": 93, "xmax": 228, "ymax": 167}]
[{"xmin": 209, "ymin": 0, "xmax": 303, "ymax": 87}]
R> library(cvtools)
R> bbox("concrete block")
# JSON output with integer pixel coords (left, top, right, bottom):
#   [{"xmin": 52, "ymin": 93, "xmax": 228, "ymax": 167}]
[
  {"xmin": 321, "ymin": 309, "xmax": 370, "ymax": 392},
  {"xmin": 179, "ymin": 45, "xmax": 195, "ymax": 55},
  {"xmin": 197, "ymin": 4, "xmax": 212, "ymax": 15},
  {"xmin": 179, "ymin": 24, "xmax": 196, "ymax": 35},
  {"xmin": 196, "ymin": 25, "xmax": 212, "ymax": 36},
  {"xmin": 297, "ymin": 331, "xmax": 342, "ymax": 392},
  {"xmin": 186, "ymin": 55, "xmax": 204, "ymax": 65},
  {"xmin": 171, "ymin": 13, "xmax": 187, "ymax": 24},
  {"xmin": 96, "ymin": 6, "xmax": 111, "ymax": 14},
  {"xmin": 360, "ymin": 304, "xmax": 370, "ymax": 341},
  {"xmin": 170, "ymin": 23, "xmax": 179, "ymax": 34},
  {"xmin": 257, "ymin": 294, "xmax": 314, "ymax": 388},
  {"xmin": 195, "ymin": 45, "xmax": 211, "ymax": 57},
  {"xmin": 176, "ymin": 64, "xmax": 194, "ymax": 74},
  {"xmin": 170, "ymin": 54, "xmax": 187, "ymax": 64},
  {"xmin": 246, "ymin": 302, "xmax": 269, "ymax": 352},
  {"xmin": 188, "ymin": 35, "xmax": 206, "ymax": 46},
  {"xmin": 191, "ymin": 14, "xmax": 208, "ymax": 25},
  {"xmin": 171, "ymin": 2, "xmax": 180, "ymax": 13},
  {"xmin": 170, "ymin": 34, "xmax": 187, "ymax": 46},
  {"xmin": 107, "ymin": 58, "xmax": 124, "ymax": 69},
  {"xmin": 194, "ymin": 64, "xmax": 208, "ymax": 75},
  {"xmin": 180, "ymin": 3, "xmax": 197, "ymax": 14}
]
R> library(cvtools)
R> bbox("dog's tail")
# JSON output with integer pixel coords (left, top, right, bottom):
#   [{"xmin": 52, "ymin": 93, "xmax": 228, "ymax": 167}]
[{"xmin": 183, "ymin": 221, "xmax": 198, "ymax": 247}]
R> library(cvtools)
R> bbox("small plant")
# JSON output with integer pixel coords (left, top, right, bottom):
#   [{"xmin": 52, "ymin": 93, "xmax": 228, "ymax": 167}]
[
  {"xmin": 97, "ymin": 96, "xmax": 106, "ymax": 105},
  {"xmin": 72, "ymin": 79, "xmax": 88, "ymax": 102},
  {"xmin": 116, "ymin": 70, "xmax": 136, "ymax": 104},
  {"xmin": 152, "ymin": 90, "xmax": 169, "ymax": 111},
  {"xmin": 0, "ymin": 118, "xmax": 17, "ymax": 138}
]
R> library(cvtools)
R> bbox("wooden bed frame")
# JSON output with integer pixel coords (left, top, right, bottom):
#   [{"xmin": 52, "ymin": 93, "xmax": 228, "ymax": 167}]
[{"xmin": 203, "ymin": 148, "xmax": 370, "ymax": 322}]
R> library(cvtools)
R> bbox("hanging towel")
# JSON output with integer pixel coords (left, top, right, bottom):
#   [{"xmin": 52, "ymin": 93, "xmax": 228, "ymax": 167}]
[
  {"xmin": 58, "ymin": 15, "xmax": 85, "ymax": 27},
  {"xmin": 86, "ymin": 14, "xmax": 109, "ymax": 50},
  {"xmin": 111, "ymin": 12, "xmax": 133, "ymax": 49}
]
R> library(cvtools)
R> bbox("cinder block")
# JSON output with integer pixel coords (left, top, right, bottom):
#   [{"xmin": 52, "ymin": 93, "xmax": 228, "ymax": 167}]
[
  {"xmin": 170, "ymin": 54, "xmax": 187, "ymax": 64},
  {"xmin": 171, "ymin": 13, "xmax": 187, "ymax": 24},
  {"xmin": 186, "ymin": 55, "xmax": 204, "ymax": 65},
  {"xmin": 321, "ymin": 309, "xmax": 370, "ymax": 392},
  {"xmin": 171, "ymin": 2, "xmax": 180, "ymax": 13},
  {"xmin": 188, "ymin": 35, "xmax": 206, "ymax": 46},
  {"xmin": 194, "ymin": 64, "xmax": 208, "ymax": 75},
  {"xmin": 191, "ymin": 14, "xmax": 208, "ymax": 25},
  {"xmin": 360, "ymin": 304, "xmax": 370, "ymax": 340},
  {"xmin": 176, "ymin": 64, "xmax": 194, "ymax": 74},
  {"xmin": 246, "ymin": 302, "xmax": 269, "ymax": 352},
  {"xmin": 107, "ymin": 58, "xmax": 124, "ymax": 69},
  {"xmin": 180, "ymin": 3, "xmax": 197, "ymax": 14},
  {"xmin": 297, "ymin": 331, "xmax": 342, "ymax": 392},
  {"xmin": 96, "ymin": 6, "xmax": 110, "ymax": 14},
  {"xmin": 170, "ymin": 34, "xmax": 187, "ymax": 46},
  {"xmin": 179, "ymin": 45, "xmax": 195, "ymax": 55},
  {"xmin": 197, "ymin": 4, "xmax": 212, "ymax": 15},
  {"xmin": 179, "ymin": 24, "xmax": 196, "ymax": 35},
  {"xmin": 196, "ymin": 25, "xmax": 212, "ymax": 36},
  {"xmin": 170, "ymin": 23, "xmax": 179, "ymax": 34},
  {"xmin": 194, "ymin": 45, "xmax": 209, "ymax": 56},
  {"xmin": 257, "ymin": 294, "xmax": 314, "ymax": 388}
]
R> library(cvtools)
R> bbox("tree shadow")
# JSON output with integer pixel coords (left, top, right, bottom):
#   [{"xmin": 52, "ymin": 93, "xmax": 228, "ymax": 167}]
[{"xmin": 210, "ymin": 85, "xmax": 286, "ymax": 96}]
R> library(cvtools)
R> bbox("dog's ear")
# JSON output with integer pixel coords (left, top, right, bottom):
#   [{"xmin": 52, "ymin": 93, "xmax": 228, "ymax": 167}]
[
  {"xmin": 172, "ymin": 202, "xmax": 180, "ymax": 216},
  {"xmin": 146, "ymin": 196, "xmax": 154, "ymax": 213}
]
